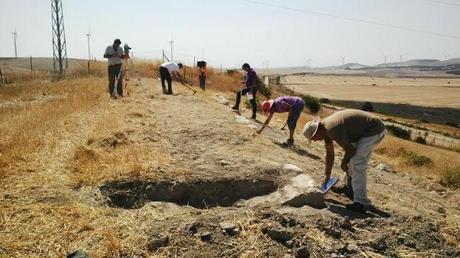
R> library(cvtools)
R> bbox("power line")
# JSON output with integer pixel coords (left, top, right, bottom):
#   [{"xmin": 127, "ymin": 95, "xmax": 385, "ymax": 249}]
[
  {"xmin": 240, "ymin": 0, "xmax": 460, "ymax": 40},
  {"xmin": 419, "ymin": 0, "xmax": 460, "ymax": 7}
]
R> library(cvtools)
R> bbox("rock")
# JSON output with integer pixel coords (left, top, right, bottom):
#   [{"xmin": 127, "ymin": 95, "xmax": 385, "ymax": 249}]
[
  {"xmin": 262, "ymin": 224, "xmax": 294, "ymax": 243},
  {"xmin": 340, "ymin": 217, "xmax": 353, "ymax": 231},
  {"xmin": 376, "ymin": 162, "xmax": 391, "ymax": 172},
  {"xmin": 282, "ymin": 164, "xmax": 303, "ymax": 173},
  {"xmin": 148, "ymin": 234, "xmax": 169, "ymax": 252},
  {"xmin": 295, "ymin": 246, "xmax": 310, "ymax": 258},
  {"xmin": 67, "ymin": 250, "xmax": 89, "ymax": 258},
  {"xmin": 218, "ymin": 96, "xmax": 229, "ymax": 105},
  {"xmin": 280, "ymin": 174, "xmax": 326, "ymax": 209},
  {"xmin": 219, "ymin": 160, "xmax": 230, "ymax": 166},
  {"xmin": 220, "ymin": 222, "xmax": 238, "ymax": 234},
  {"xmin": 283, "ymin": 191, "xmax": 325, "ymax": 209},
  {"xmin": 235, "ymin": 115, "xmax": 250, "ymax": 124},
  {"xmin": 195, "ymin": 231, "xmax": 212, "ymax": 241},
  {"xmin": 437, "ymin": 206, "xmax": 446, "ymax": 214},
  {"xmin": 285, "ymin": 240, "xmax": 295, "ymax": 248},
  {"xmin": 346, "ymin": 243, "xmax": 359, "ymax": 253},
  {"xmin": 184, "ymin": 222, "xmax": 201, "ymax": 234}
]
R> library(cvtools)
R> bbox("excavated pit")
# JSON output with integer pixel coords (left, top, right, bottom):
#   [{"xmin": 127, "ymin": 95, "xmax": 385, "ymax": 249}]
[{"xmin": 100, "ymin": 178, "xmax": 278, "ymax": 209}]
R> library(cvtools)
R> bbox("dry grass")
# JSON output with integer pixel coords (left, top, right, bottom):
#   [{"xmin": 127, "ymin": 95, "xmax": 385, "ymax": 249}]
[
  {"xmin": 375, "ymin": 135, "xmax": 460, "ymax": 184},
  {"xmin": 0, "ymin": 78, "xmax": 106, "ymax": 174}
]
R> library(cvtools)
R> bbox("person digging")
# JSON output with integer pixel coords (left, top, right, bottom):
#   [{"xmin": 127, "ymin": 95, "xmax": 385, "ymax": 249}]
[
  {"xmin": 303, "ymin": 109, "xmax": 386, "ymax": 213},
  {"xmin": 159, "ymin": 61, "xmax": 186, "ymax": 95},
  {"xmin": 256, "ymin": 96, "xmax": 305, "ymax": 147},
  {"xmin": 231, "ymin": 63, "xmax": 258, "ymax": 119}
]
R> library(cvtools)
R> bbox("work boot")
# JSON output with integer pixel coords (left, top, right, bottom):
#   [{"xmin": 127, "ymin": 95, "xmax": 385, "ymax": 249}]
[
  {"xmin": 231, "ymin": 105, "xmax": 239, "ymax": 111},
  {"xmin": 282, "ymin": 138, "xmax": 294, "ymax": 147},
  {"xmin": 345, "ymin": 202, "xmax": 366, "ymax": 213},
  {"xmin": 250, "ymin": 115, "xmax": 257, "ymax": 120}
]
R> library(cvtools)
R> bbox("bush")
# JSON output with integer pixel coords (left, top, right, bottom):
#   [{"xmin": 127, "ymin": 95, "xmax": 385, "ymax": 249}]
[
  {"xmin": 440, "ymin": 166, "xmax": 460, "ymax": 188},
  {"xmin": 446, "ymin": 122, "xmax": 459, "ymax": 128},
  {"xmin": 256, "ymin": 75, "xmax": 271, "ymax": 97},
  {"xmin": 386, "ymin": 125, "xmax": 411, "ymax": 140},
  {"xmin": 302, "ymin": 95, "xmax": 321, "ymax": 114},
  {"xmin": 415, "ymin": 136, "xmax": 427, "ymax": 144},
  {"xmin": 361, "ymin": 101, "xmax": 374, "ymax": 112},
  {"xmin": 396, "ymin": 148, "xmax": 433, "ymax": 167},
  {"xmin": 226, "ymin": 69, "xmax": 236, "ymax": 76}
]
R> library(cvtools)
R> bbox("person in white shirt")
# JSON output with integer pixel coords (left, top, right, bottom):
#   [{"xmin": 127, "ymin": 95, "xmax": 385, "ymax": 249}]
[
  {"xmin": 159, "ymin": 62, "xmax": 186, "ymax": 95},
  {"xmin": 103, "ymin": 39, "xmax": 125, "ymax": 98}
]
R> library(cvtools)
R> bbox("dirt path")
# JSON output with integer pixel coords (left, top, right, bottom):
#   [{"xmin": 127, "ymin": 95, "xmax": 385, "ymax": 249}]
[{"xmin": 1, "ymin": 78, "xmax": 459, "ymax": 257}]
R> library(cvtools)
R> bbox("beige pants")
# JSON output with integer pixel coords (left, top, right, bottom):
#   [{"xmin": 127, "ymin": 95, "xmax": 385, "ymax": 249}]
[{"xmin": 347, "ymin": 130, "xmax": 386, "ymax": 206}]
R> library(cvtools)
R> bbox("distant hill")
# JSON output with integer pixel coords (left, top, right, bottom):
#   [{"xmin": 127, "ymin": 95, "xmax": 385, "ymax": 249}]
[{"xmin": 373, "ymin": 58, "xmax": 460, "ymax": 68}]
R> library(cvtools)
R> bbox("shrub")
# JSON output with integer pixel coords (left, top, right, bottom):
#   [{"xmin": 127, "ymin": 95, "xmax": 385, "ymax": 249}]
[
  {"xmin": 440, "ymin": 166, "xmax": 460, "ymax": 188},
  {"xmin": 446, "ymin": 122, "xmax": 459, "ymax": 128},
  {"xmin": 319, "ymin": 98, "xmax": 331, "ymax": 104},
  {"xmin": 396, "ymin": 148, "xmax": 433, "ymax": 167},
  {"xmin": 361, "ymin": 101, "xmax": 374, "ymax": 112},
  {"xmin": 386, "ymin": 125, "xmax": 411, "ymax": 140},
  {"xmin": 226, "ymin": 69, "xmax": 236, "ymax": 76},
  {"xmin": 415, "ymin": 136, "xmax": 427, "ymax": 144},
  {"xmin": 302, "ymin": 95, "xmax": 321, "ymax": 114},
  {"xmin": 256, "ymin": 75, "xmax": 271, "ymax": 97}
]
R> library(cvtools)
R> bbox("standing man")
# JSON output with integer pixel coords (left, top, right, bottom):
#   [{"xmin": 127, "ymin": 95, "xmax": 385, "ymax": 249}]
[
  {"xmin": 159, "ymin": 61, "xmax": 186, "ymax": 95},
  {"xmin": 231, "ymin": 63, "xmax": 258, "ymax": 120},
  {"xmin": 303, "ymin": 109, "xmax": 386, "ymax": 213},
  {"xmin": 103, "ymin": 39, "xmax": 124, "ymax": 98}
]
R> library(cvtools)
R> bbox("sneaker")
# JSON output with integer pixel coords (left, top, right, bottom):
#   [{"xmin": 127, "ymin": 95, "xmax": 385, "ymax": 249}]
[
  {"xmin": 282, "ymin": 138, "xmax": 294, "ymax": 147},
  {"xmin": 345, "ymin": 202, "xmax": 366, "ymax": 213},
  {"xmin": 250, "ymin": 115, "xmax": 257, "ymax": 120},
  {"xmin": 231, "ymin": 106, "xmax": 239, "ymax": 111}
]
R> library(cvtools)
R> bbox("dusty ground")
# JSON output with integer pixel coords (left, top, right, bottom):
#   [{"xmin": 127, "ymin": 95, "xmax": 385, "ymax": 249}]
[{"xmin": 1, "ymin": 78, "xmax": 460, "ymax": 257}]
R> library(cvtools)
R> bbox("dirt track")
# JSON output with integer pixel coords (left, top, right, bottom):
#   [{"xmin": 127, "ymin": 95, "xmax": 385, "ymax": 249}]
[{"xmin": 1, "ymin": 79, "xmax": 459, "ymax": 257}]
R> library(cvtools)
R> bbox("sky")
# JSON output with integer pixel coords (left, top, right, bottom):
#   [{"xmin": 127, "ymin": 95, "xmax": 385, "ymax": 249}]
[{"xmin": 1, "ymin": 0, "xmax": 460, "ymax": 68}]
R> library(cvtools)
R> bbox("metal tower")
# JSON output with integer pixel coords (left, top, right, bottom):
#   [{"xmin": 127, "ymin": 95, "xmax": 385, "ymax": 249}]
[
  {"xmin": 51, "ymin": 0, "xmax": 68, "ymax": 77},
  {"xmin": 12, "ymin": 30, "xmax": 18, "ymax": 58}
]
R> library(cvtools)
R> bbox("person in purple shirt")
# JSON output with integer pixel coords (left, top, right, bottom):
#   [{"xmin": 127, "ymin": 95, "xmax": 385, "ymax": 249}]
[
  {"xmin": 256, "ymin": 96, "xmax": 305, "ymax": 146},
  {"xmin": 231, "ymin": 63, "xmax": 258, "ymax": 119}
]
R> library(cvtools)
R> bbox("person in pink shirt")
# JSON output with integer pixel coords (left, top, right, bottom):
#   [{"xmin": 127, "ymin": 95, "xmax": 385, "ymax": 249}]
[{"xmin": 256, "ymin": 96, "xmax": 305, "ymax": 146}]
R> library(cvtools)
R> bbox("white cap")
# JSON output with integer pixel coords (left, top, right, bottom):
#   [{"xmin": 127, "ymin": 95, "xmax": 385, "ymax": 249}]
[{"xmin": 303, "ymin": 119, "xmax": 320, "ymax": 143}]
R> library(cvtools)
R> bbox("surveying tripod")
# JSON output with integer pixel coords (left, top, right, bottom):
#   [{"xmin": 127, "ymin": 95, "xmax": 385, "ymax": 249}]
[{"xmin": 117, "ymin": 44, "xmax": 143, "ymax": 97}]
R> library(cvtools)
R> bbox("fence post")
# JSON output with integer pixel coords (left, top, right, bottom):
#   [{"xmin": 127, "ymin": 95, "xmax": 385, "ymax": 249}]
[
  {"xmin": 87, "ymin": 60, "xmax": 90, "ymax": 75},
  {"xmin": 0, "ymin": 66, "xmax": 3, "ymax": 86},
  {"xmin": 30, "ymin": 56, "xmax": 33, "ymax": 79}
]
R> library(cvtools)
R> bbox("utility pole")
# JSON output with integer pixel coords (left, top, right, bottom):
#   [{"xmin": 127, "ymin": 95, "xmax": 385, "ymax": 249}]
[
  {"xmin": 12, "ymin": 30, "xmax": 18, "ymax": 58},
  {"xmin": 341, "ymin": 57, "xmax": 345, "ymax": 65},
  {"xmin": 384, "ymin": 55, "xmax": 387, "ymax": 65},
  {"xmin": 51, "ymin": 0, "xmax": 68, "ymax": 78},
  {"xmin": 399, "ymin": 55, "xmax": 403, "ymax": 66},
  {"xmin": 169, "ymin": 40, "xmax": 174, "ymax": 61},
  {"xmin": 86, "ymin": 30, "xmax": 91, "ymax": 74},
  {"xmin": 86, "ymin": 30, "xmax": 91, "ymax": 61}
]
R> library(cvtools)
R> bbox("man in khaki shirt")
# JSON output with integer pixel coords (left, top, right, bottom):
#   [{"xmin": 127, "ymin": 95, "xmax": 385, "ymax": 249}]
[
  {"xmin": 303, "ymin": 109, "xmax": 386, "ymax": 213},
  {"xmin": 103, "ymin": 39, "xmax": 124, "ymax": 98}
]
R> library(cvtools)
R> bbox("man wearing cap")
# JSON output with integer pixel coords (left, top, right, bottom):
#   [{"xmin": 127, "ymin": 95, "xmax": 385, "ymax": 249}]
[
  {"xmin": 231, "ymin": 63, "xmax": 258, "ymax": 119},
  {"xmin": 104, "ymin": 39, "xmax": 125, "ymax": 98},
  {"xmin": 303, "ymin": 109, "xmax": 386, "ymax": 213},
  {"xmin": 256, "ymin": 96, "xmax": 305, "ymax": 147},
  {"xmin": 159, "ymin": 61, "xmax": 185, "ymax": 95}
]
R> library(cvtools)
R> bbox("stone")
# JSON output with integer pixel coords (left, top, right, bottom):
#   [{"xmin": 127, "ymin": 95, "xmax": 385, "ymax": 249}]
[
  {"xmin": 340, "ymin": 217, "xmax": 353, "ymax": 231},
  {"xmin": 67, "ymin": 250, "xmax": 89, "ymax": 258},
  {"xmin": 218, "ymin": 96, "xmax": 229, "ymax": 105},
  {"xmin": 283, "ymin": 191, "xmax": 325, "ymax": 209},
  {"xmin": 280, "ymin": 175, "xmax": 326, "ymax": 209},
  {"xmin": 262, "ymin": 224, "xmax": 294, "ymax": 243},
  {"xmin": 376, "ymin": 162, "xmax": 391, "ymax": 172},
  {"xmin": 220, "ymin": 222, "xmax": 237, "ymax": 233},
  {"xmin": 295, "ymin": 246, "xmax": 310, "ymax": 258},
  {"xmin": 285, "ymin": 240, "xmax": 295, "ymax": 248},
  {"xmin": 282, "ymin": 164, "xmax": 303, "ymax": 173},
  {"xmin": 437, "ymin": 206, "xmax": 446, "ymax": 214},
  {"xmin": 195, "ymin": 231, "xmax": 212, "ymax": 241},
  {"xmin": 148, "ymin": 234, "xmax": 169, "ymax": 251}
]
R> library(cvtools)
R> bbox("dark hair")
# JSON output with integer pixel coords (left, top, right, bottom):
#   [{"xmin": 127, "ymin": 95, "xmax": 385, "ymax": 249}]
[
  {"xmin": 114, "ymin": 39, "xmax": 121, "ymax": 44},
  {"xmin": 242, "ymin": 63, "xmax": 250, "ymax": 69},
  {"xmin": 178, "ymin": 63, "xmax": 183, "ymax": 68}
]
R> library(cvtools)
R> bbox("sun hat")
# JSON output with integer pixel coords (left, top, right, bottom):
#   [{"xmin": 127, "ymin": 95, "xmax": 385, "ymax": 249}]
[
  {"xmin": 261, "ymin": 100, "xmax": 274, "ymax": 113},
  {"xmin": 303, "ymin": 118, "xmax": 320, "ymax": 143}
]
